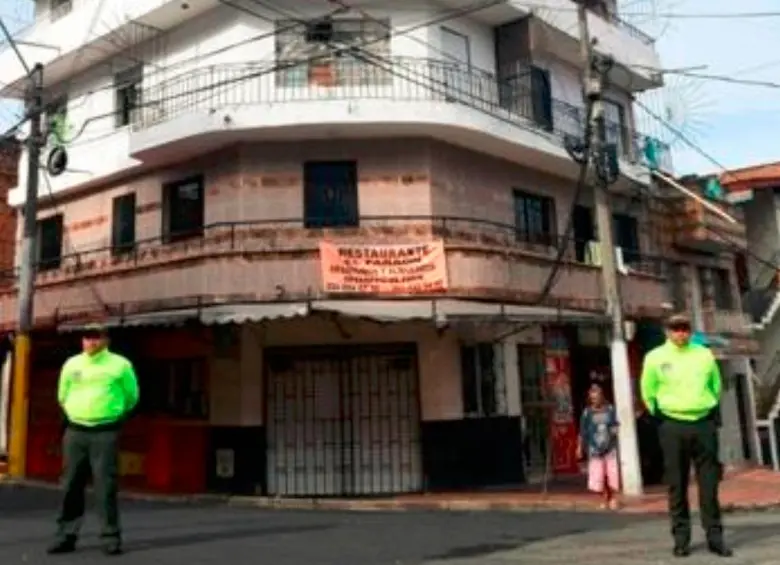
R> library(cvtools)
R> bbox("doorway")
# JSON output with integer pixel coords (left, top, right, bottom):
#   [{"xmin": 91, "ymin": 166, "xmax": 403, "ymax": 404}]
[{"xmin": 265, "ymin": 344, "xmax": 423, "ymax": 496}]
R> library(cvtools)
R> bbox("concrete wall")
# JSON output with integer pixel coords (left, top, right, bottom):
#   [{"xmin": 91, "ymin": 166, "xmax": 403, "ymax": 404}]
[
  {"xmin": 207, "ymin": 316, "xmax": 544, "ymax": 427},
  {"xmin": 208, "ymin": 318, "xmax": 463, "ymax": 426}
]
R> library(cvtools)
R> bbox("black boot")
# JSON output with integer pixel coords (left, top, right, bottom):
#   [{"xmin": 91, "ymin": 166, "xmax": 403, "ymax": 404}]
[
  {"xmin": 707, "ymin": 539, "xmax": 733, "ymax": 558},
  {"xmin": 102, "ymin": 539, "xmax": 123, "ymax": 556},
  {"xmin": 672, "ymin": 543, "xmax": 690, "ymax": 558},
  {"xmin": 47, "ymin": 536, "xmax": 77, "ymax": 555}
]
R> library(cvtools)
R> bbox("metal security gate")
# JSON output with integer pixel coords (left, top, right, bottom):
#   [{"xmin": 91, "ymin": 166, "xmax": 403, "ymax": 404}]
[{"xmin": 265, "ymin": 344, "xmax": 422, "ymax": 497}]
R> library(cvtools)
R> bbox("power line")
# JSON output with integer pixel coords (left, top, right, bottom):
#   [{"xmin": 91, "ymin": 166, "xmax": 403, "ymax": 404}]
[
  {"xmin": 633, "ymin": 97, "xmax": 731, "ymax": 174},
  {"xmin": 10, "ymin": 0, "xmax": 507, "ymax": 145},
  {"xmin": 637, "ymin": 67, "xmax": 780, "ymax": 90},
  {"xmin": 223, "ymin": 0, "xmax": 597, "ymax": 320}
]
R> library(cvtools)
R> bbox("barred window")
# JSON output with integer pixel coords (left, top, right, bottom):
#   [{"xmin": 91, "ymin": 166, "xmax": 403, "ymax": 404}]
[{"xmin": 275, "ymin": 19, "xmax": 391, "ymax": 87}]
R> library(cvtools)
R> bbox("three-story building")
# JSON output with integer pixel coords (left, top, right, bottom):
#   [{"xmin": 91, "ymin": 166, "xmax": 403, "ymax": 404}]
[{"xmin": 0, "ymin": 0, "xmax": 704, "ymax": 495}]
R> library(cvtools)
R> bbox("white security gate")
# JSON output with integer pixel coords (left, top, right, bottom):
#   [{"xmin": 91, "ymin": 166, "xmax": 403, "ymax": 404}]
[{"xmin": 265, "ymin": 345, "xmax": 422, "ymax": 496}]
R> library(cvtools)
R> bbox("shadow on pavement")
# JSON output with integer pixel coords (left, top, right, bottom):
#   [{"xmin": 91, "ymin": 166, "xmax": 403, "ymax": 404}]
[
  {"xmin": 0, "ymin": 484, "xmax": 62, "ymax": 514},
  {"xmin": 725, "ymin": 522, "xmax": 780, "ymax": 549},
  {"xmin": 123, "ymin": 524, "xmax": 332, "ymax": 553},
  {"xmin": 424, "ymin": 513, "xmax": 648, "ymax": 561}
]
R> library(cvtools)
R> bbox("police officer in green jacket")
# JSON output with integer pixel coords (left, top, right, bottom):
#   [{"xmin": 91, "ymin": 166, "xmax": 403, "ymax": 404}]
[
  {"xmin": 640, "ymin": 313, "xmax": 731, "ymax": 558},
  {"xmin": 48, "ymin": 323, "xmax": 139, "ymax": 557}
]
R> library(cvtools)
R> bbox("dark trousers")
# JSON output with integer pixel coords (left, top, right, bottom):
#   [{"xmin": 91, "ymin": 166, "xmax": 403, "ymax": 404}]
[
  {"xmin": 56, "ymin": 425, "xmax": 121, "ymax": 543},
  {"xmin": 658, "ymin": 416, "xmax": 722, "ymax": 545}
]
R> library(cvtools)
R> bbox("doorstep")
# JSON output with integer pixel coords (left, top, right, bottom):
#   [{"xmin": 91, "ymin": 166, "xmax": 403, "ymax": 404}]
[{"xmin": 4, "ymin": 467, "xmax": 780, "ymax": 515}]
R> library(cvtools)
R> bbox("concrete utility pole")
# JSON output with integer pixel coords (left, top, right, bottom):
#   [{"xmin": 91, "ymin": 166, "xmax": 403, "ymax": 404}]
[
  {"xmin": 8, "ymin": 62, "xmax": 44, "ymax": 478},
  {"xmin": 574, "ymin": 1, "xmax": 643, "ymax": 496}
]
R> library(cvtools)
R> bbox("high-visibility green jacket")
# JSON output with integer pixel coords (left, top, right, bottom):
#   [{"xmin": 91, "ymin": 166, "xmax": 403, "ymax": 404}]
[
  {"xmin": 640, "ymin": 340, "xmax": 721, "ymax": 421},
  {"xmin": 58, "ymin": 349, "xmax": 139, "ymax": 426}
]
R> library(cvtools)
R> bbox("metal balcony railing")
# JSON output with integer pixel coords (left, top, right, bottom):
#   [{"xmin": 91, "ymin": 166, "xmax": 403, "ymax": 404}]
[
  {"xmin": 133, "ymin": 57, "xmax": 671, "ymax": 170},
  {"xmin": 3, "ymin": 214, "xmax": 670, "ymax": 282}
]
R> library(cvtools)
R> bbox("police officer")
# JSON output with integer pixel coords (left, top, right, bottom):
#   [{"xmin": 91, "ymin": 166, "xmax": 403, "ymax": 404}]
[
  {"xmin": 640, "ymin": 313, "xmax": 731, "ymax": 558},
  {"xmin": 48, "ymin": 323, "xmax": 139, "ymax": 556}
]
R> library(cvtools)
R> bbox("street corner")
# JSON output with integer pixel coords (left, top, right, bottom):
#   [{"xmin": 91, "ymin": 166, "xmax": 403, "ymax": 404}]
[{"xmin": 434, "ymin": 511, "xmax": 780, "ymax": 565}]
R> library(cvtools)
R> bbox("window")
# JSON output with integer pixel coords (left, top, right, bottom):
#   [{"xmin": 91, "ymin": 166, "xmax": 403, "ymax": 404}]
[
  {"xmin": 37, "ymin": 214, "xmax": 63, "ymax": 270},
  {"xmin": 603, "ymin": 99, "xmax": 628, "ymax": 157},
  {"xmin": 111, "ymin": 193, "xmax": 136, "ymax": 255},
  {"xmin": 612, "ymin": 213, "xmax": 640, "ymax": 263},
  {"xmin": 573, "ymin": 205, "xmax": 595, "ymax": 262},
  {"xmin": 115, "ymin": 65, "xmax": 142, "ymax": 127},
  {"xmin": 712, "ymin": 268, "xmax": 734, "ymax": 310},
  {"xmin": 529, "ymin": 66, "xmax": 553, "ymax": 131},
  {"xmin": 162, "ymin": 176, "xmax": 204, "ymax": 242},
  {"xmin": 513, "ymin": 189, "xmax": 556, "ymax": 245},
  {"xmin": 303, "ymin": 161, "xmax": 358, "ymax": 228},
  {"xmin": 136, "ymin": 358, "xmax": 208, "ymax": 420},
  {"xmin": 461, "ymin": 343, "xmax": 503, "ymax": 417},
  {"xmin": 668, "ymin": 262, "xmax": 687, "ymax": 311},
  {"xmin": 440, "ymin": 27, "xmax": 471, "ymax": 66},
  {"xmin": 275, "ymin": 18, "xmax": 391, "ymax": 87}
]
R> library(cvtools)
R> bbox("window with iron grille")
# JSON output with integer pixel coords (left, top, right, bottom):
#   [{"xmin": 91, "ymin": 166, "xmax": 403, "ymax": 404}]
[
  {"xmin": 513, "ymin": 189, "xmax": 556, "ymax": 245},
  {"xmin": 275, "ymin": 19, "xmax": 391, "ymax": 87},
  {"xmin": 162, "ymin": 175, "xmax": 204, "ymax": 242},
  {"xmin": 461, "ymin": 343, "xmax": 507, "ymax": 417},
  {"xmin": 303, "ymin": 161, "xmax": 359, "ymax": 228},
  {"xmin": 136, "ymin": 357, "xmax": 208, "ymax": 420}
]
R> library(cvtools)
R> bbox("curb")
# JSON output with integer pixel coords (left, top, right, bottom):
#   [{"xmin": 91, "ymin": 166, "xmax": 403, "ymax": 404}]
[{"xmin": 2, "ymin": 477, "xmax": 778, "ymax": 515}]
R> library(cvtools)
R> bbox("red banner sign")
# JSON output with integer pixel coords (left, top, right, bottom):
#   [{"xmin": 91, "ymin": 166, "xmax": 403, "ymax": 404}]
[{"xmin": 319, "ymin": 240, "xmax": 448, "ymax": 295}]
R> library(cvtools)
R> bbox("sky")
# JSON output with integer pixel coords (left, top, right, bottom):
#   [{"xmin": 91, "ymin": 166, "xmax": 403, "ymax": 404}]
[
  {"xmin": 0, "ymin": 0, "xmax": 30, "ymax": 127},
  {"xmin": 0, "ymin": 0, "xmax": 778, "ymax": 176},
  {"xmin": 626, "ymin": 0, "xmax": 780, "ymax": 175}
]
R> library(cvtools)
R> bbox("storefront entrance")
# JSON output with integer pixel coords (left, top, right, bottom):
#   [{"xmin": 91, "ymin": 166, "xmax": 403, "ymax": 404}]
[{"xmin": 264, "ymin": 344, "xmax": 423, "ymax": 497}]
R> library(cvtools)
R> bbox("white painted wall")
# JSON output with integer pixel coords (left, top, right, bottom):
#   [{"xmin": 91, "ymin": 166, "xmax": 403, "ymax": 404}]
[{"xmin": 7, "ymin": 1, "xmax": 649, "ymax": 206}]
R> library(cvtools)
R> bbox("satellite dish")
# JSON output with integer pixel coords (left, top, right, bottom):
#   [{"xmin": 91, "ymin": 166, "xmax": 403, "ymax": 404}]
[{"xmin": 46, "ymin": 146, "xmax": 68, "ymax": 176}]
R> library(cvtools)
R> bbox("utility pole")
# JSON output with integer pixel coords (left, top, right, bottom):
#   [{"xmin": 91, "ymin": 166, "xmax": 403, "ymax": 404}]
[
  {"xmin": 8, "ymin": 62, "xmax": 44, "ymax": 478},
  {"xmin": 575, "ymin": 1, "xmax": 643, "ymax": 496}
]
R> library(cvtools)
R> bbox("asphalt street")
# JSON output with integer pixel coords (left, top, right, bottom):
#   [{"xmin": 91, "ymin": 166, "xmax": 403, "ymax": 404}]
[{"xmin": 2, "ymin": 485, "xmax": 780, "ymax": 564}]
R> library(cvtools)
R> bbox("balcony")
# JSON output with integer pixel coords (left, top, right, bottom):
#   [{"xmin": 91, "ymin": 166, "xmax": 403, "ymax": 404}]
[
  {"xmin": 130, "ymin": 57, "xmax": 671, "ymax": 176},
  {"xmin": 0, "ymin": 0, "xmax": 219, "ymax": 92},
  {"xmin": 522, "ymin": 9, "xmax": 661, "ymax": 91},
  {"xmin": 702, "ymin": 308, "xmax": 753, "ymax": 336},
  {"xmin": 666, "ymin": 196, "xmax": 746, "ymax": 254},
  {"xmin": 0, "ymin": 214, "xmax": 670, "ymax": 329}
]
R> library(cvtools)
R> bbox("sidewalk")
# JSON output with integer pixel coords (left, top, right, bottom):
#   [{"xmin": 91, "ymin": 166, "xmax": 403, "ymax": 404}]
[{"xmin": 3, "ymin": 466, "xmax": 780, "ymax": 514}]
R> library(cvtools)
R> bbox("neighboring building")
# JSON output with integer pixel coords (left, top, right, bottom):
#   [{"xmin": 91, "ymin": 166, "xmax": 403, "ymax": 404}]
[
  {"xmin": 653, "ymin": 174, "xmax": 758, "ymax": 467},
  {"xmin": 720, "ymin": 164, "xmax": 780, "ymax": 428},
  {"xmin": 0, "ymin": 139, "xmax": 20, "ymax": 463},
  {"xmin": 0, "ymin": 0, "xmax": 747, "ymax": 495}
]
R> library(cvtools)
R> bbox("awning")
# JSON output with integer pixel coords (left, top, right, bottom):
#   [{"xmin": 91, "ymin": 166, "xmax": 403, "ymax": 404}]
[
  {"xmin": 203, "ymin": 299, "xmax": 606, "ymax": 325},
  {"xmin": 199, "ymin": 302, "xmax": 308, "ymax": 325},
  {"xmin": 58, "ymin": 309, "xmax": 199, "ymax": 332},
  {"xmin": 57, "ymin": 299, "xmax": 607, "ymax": 332}
]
